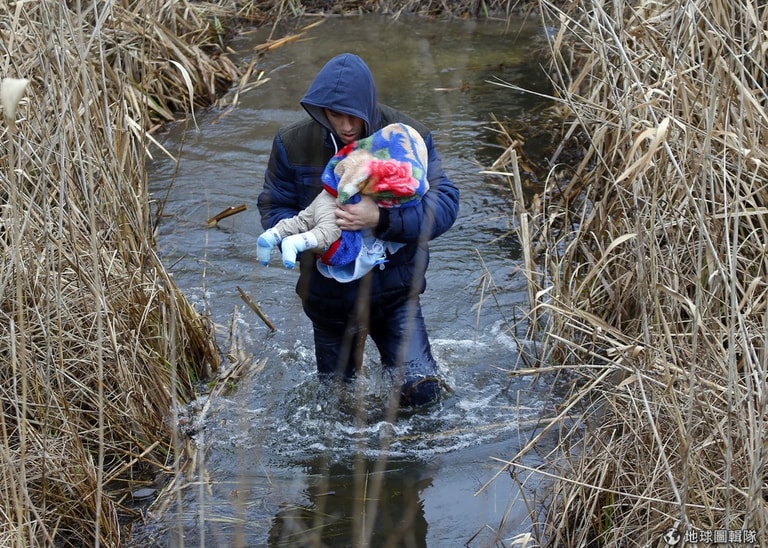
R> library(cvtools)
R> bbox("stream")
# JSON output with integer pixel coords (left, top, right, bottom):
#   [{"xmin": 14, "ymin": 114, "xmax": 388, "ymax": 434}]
[{"xmin": 131, "ymin": 14, "xmax": 555, "ymax": 547}]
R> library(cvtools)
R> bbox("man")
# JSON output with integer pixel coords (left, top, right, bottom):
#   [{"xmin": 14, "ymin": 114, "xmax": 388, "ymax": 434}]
[{"xmin": 257, "ymin": 53, "xmax": 459, "ymax": 407}]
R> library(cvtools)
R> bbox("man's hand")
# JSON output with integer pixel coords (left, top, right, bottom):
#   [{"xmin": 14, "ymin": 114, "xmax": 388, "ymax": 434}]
[{"xmin": 335, "ymin": 195, "xmax": 380, "ymax": 231}]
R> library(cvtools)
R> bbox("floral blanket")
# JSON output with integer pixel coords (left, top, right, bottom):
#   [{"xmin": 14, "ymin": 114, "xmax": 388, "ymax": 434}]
[{"xmin": 318, "ymin": 122, "xmax": 428, "ymax": 269}]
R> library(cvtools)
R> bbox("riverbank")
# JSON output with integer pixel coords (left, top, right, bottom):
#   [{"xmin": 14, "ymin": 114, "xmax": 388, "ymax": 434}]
[
  {"xmin": 503, "ymin": 0, "xmax": 768, "ymax": 544},
  {"xmin": 0, "ymin": 1, "xmax": 247, "ymax": 544}
]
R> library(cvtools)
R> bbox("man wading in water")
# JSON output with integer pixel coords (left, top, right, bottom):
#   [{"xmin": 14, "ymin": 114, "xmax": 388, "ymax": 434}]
[{"xmin": 257, "ymin": 53, "xmax": 459, "ymax": 407}]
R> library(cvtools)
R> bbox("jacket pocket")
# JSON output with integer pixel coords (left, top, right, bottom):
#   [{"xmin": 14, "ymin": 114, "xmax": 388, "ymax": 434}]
[{"xmin": 296, "ymin": 169, "xmax": 325, "ymax": 209}]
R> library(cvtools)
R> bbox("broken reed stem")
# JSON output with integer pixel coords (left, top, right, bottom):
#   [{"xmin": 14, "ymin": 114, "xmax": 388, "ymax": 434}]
[
  {"xmin": 509, "ymin": 149, "xmax": 540, "ymax": 330},
  {"xmin": 206, "ymin": 203, "xmax": 247, "ymax": 227},
  {"xmin": 237, "ymin": 286, "xmax": 276, "ymax": 332},
  {"xmin": 3, "ymin": 79, "xmax": 32, "ymax": 547}
]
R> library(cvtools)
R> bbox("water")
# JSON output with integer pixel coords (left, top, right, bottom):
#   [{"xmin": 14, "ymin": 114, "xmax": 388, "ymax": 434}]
[{"xmin": 133, "ymin": 14, "xmax": 554, "ymax": 547}]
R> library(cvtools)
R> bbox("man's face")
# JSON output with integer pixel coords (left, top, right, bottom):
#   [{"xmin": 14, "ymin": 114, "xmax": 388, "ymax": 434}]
[{"xmin": 324, "ymin": 109, "xmax": 365, "ymax": 144}]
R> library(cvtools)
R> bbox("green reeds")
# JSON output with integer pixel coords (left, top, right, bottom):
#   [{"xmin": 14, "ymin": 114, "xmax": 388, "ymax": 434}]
[{"xmin": 500, "ymin": 0, "xmax": 768, "ymax": 544}]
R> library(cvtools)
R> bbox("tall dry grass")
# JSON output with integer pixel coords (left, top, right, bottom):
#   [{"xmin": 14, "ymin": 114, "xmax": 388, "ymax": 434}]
[
  {"xmin": 494, "ymin": 0, "xmax": 768, "ymax": 545},
  {"xmin": 237, "ymin": 0, "xmax": 529, "ymax": 20},
  {"xmin": 0, "ymin": 0, "xmax": 251, "ymax": 545}
]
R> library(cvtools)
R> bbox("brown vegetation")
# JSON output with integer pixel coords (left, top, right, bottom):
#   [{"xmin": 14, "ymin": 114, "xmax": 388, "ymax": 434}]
[
  {"xmin": 0, "ymin": 1, "xmax": 243, "ymax": 544},
  {"xmin": 498, "ymin": 0, "xmax": 768, "ymax": 545}
]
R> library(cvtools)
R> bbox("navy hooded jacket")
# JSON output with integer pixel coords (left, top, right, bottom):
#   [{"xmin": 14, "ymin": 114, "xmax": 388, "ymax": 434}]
[{"xmin": 257, "ymin": 53, "xmax": 460, "ymax": 323}]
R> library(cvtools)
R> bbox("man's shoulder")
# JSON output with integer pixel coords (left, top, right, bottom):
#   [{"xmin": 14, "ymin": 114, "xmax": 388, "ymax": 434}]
[
  {"xmin": 277, "ymin": 118, "xmax": 329, "ymax": 167},
  {"xmin": 278, "ymin": 117, "xmax": 323, "ymax": 145}
]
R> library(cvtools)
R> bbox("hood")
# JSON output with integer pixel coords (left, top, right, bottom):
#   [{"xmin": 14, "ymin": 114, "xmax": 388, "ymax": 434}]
[{"xmin": 300, "ymin": 53, "xmax": 380, "ymax": 139}]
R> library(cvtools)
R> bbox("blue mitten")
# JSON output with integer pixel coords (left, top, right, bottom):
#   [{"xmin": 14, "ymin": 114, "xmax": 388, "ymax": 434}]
[
  {"xmin": 257, "ymin": 228, "xmax": 281, "ymax": 265},
  {"xmin": 280, "ymin": 232, "xmax": 318, "ymax": 269}
]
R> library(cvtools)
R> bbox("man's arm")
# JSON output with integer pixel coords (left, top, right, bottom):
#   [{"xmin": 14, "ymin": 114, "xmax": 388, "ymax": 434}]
[
  {"xmin": 372, "ymin": 132, "xmax": 459, "ymax": 243},
  {"xmin": 257, "ymin": 133, "xmax": 302, "ymax": 230}
]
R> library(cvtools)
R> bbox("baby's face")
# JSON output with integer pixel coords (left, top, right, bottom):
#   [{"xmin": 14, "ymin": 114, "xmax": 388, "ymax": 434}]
[{"xmin": 335, "ymin": 149, "xmax": 375, "ymax": 202}]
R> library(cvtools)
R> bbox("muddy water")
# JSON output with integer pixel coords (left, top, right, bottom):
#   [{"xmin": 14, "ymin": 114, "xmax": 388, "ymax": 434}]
[{"xmin": 132, "ymin": 14, "xmax": 554, "ymax": 547}]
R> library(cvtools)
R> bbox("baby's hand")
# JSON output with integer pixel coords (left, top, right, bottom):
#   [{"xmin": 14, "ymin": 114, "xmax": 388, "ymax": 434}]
[
  {"xmin": 280, "ymin": 232, "xmax": 318, "ymax": 269},
  {"xmin": 257, "ymin": 229, "xmax": 281, "ymax": 265}
]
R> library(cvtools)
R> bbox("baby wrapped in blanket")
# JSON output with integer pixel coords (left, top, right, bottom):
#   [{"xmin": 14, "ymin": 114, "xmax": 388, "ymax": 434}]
[{"xmin": 257, "ymin": 122, "xmax": 429, "ymax": 282}]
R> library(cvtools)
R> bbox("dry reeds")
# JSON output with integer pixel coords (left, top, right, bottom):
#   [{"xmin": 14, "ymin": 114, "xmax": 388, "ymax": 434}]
[
  {"xmin": 497, "ymin": 0, "xmax": 768, "ymax": 544},
  {"xmin": 0, "ymin": 0, "xmax": 249, "ymax": 544},
  {"xmin": 238, "ymin": 0, "xmax": 528, "ymax": 19}
]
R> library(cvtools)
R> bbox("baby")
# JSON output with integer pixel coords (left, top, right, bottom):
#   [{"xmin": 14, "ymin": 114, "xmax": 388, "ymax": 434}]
[{"xmin": 257, "ymin": 122, "xmax": 429, "ymax": 282}]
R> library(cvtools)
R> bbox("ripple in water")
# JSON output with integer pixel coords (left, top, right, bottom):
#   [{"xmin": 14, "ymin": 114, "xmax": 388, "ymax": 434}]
[{"xmin": 194, "ymin": 325, "xmax": 542, "ymax": 467}]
